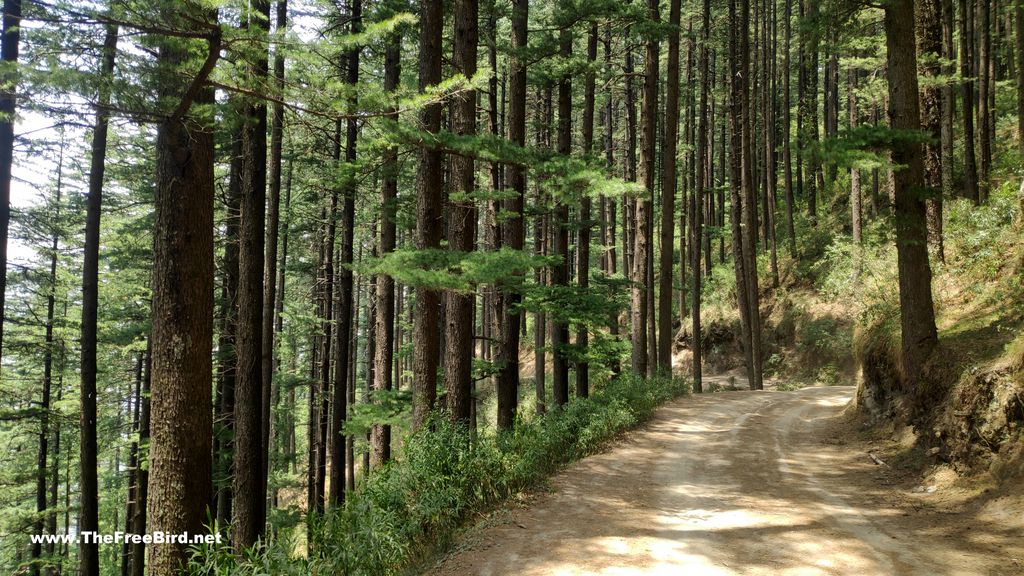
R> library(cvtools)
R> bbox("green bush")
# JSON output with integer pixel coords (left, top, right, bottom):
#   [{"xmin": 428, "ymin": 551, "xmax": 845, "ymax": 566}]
[{"xmin": 188, "ymin": 373, "xmax": 688, "ymax": 575}]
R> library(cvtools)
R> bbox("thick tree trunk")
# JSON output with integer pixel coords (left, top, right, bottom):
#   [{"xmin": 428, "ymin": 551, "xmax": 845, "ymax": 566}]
[
  {"xmin": 232, "ymin": 0, "xmax": 270, "ymax": 549},
  {"xmin": 658, "ymin": 0, "xmax": 681, "ymax": 375},
  {"xmin": 411, "ymin": 0, "xmax": 444, "ymax": 432},
  {"xmin": 79, "ymin": 23, "xmax": 117, "ymax": 576},
  {"xmin": 884, "ymin": 0, "xmax": 939, "ymax": 388},
  {"xmin": 445, "ymin": 0, "xmax": 479, "ymax": 422},
  {"xmin": 148, "ymin": 10, "xmax": 219, "ymax": 572}
]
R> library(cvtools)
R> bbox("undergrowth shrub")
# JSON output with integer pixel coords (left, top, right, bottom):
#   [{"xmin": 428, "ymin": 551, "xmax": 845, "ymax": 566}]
[{"xmin": 189, "ymin": 373, "xmax": 687, "ymax": 575}]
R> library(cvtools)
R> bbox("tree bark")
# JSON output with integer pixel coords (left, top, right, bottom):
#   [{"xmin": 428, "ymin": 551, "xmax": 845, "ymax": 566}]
[
  {"xmin": 260, "ymin": 0, "xmax": 287, "ymax": 517},
  {"xmin": 884, "ymin": 0, "xmax": 939, "ymax": 388},
  {"xmin": 741, "ymin": 0, "xmax": 764, "ymax": 390},
  {"xmin": 232, "ymin": 0, "xmax": 270, "ymax": 549},
  {"xmin": 849, "ymin": 67, "xmax": 862, "ymax": 269},
  {"xmin": 330, "ymin": 0, "xmax": 360, "ymax": 502},
  {"xmin": 1017, "ymin": 0, "xmax": 1024, "ymax": 154},
  {"xmin": 939, "ymin": 0, "xmax": 954, "ymax": 263},
  {"xmin": 658, "ymin": 0, "xmax": 681, "ymax": 375},
  {"xmin": 577, "ymin": 22, "xmax": 598, "ymax": 397},
  {"xmin": 33, "ymin": 140, "xmax": 64, "ymax": 576},
  {"xmin": 632, "ymin": 0, "xmax": 659, "ymax": 378},
  {"xmin": 495, "ymin": 0, "xmax": 527, "ymax": 430},
  {"xmin": 693, "ymin": 0, "xmax": 711, "ymax": 393},
  {"xmin": 130, "ymin": 343, "xmax": 150, "ymax": 576},
  {"xmin": 445, "ymin": 0, "xmax": 479, "ymax": 423},
  {"xmin": 551, "ymin": 22, "xmax": 571, "ymax": 407},
  {"xmin": 977, "ymin": 0, "xmax": 991, "ymax": 201},
  {"xmin": 373, "ymin": 37, "xmax": 400, "ymax": 466},
  {"xmin": 0, "ymin": 0, "xmax": 23, "ymax": 368},
  {"xmin": 729, "ymin": 0, "xmax": 756, "ymax": 389},
  {"xmin": 960, "ymin": 0, "xmax": 979, "ymax": 203},
  {"xmin": 148, "ymin": 7, "xmax": 219, "ymax": 572},
  {"xmin": 782, "ymin": 0, "xmax": 796, "ymax": 252},
  {"xmin": 79, "ymin": 23, "xmax": 117, "ymax": 576},
  {"xmin": 917, "ymin": 0, "xmax": 944, "ymax": 260},
  {"xmin": 411, "ymin": 0, "xmax": 444, "ymax": 432}
]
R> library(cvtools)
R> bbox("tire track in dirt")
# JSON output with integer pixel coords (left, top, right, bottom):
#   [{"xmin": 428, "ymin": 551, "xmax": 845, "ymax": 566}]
[{"xmin": 427, "ymin": 386, "xmax": 1019, "ymax": 575}]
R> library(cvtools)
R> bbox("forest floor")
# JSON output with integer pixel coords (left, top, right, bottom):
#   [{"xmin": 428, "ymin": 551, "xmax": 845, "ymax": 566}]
[{"xmin": 424, "ymin": 385, "xmax": 1024, "ymax": 575}]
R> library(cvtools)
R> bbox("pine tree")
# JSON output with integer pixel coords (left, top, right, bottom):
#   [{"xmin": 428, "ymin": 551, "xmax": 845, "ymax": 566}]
[{"xmin": 147, "ymin": 5, "xmax": 220, "ymax": 573}]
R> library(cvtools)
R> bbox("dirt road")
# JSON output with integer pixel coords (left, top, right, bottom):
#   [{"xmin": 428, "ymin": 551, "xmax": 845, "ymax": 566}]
[{"xmin": 428, "ymin": 386, "xmax": 1023, "ymax": 576}]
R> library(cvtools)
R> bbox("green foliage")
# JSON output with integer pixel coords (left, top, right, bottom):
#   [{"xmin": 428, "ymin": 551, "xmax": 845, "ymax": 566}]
[
  {"xmin": 361, "ymin": 247, "xmax": 552, "ymax": 293},
  {"xmin": 189, "ymin": 373, "xmax": 688, "ymax": 575}
]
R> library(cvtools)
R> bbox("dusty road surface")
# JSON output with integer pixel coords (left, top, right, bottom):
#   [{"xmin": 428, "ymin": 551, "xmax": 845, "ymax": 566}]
[{"xmin": 428, "ymin": 387, "xmax": 1023, "ymax": 576}]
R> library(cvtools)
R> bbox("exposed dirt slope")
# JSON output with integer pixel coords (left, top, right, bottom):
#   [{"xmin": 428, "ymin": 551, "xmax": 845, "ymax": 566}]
[{"xmin": 427, "ymin": 387, "xmax": 1023, "ymax": 575}]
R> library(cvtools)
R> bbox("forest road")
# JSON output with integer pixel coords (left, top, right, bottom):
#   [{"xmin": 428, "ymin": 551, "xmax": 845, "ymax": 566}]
[{"xmin": 428, "ymin": 386, "xmax": 1022, "ymax": 576}]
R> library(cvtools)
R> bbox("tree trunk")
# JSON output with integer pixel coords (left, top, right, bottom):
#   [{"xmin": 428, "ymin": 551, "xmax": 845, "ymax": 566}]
[
  {"xmin": 79, "ymin": 23, "xmax": 117, "ymax": 576},
  {"xmin": 802, "ymin": 0, "xmax": 820, "ymax": 223},
  {"xmin": 782, "ymin": 0, "xmax": 796, "ymax": 252},
  {"xmin": 0, "ymin": 0, "xmax": 23, "ymax": 368},
  {"xmin": 148, "ymin": 9, "xmax": 219, "ymax": 572},
  {"xmin": 214, "ymin": 107, "xmax": 240, "ymax": 527},
  {"xmin": 232, "ymin": 0, "xmax": 270, "ymax": 549},
  {"xmin": 729, "ymin": 0, "xmax": 756, "ymax": 389},
  {"xmin": 884, "ymin": 0, "xmax": 939, "ymax": 388},
  {"xmin": 850, "ymin": 67, "xmax": 862, "ymax": 273},
  {"xmin": 741, "ymin": 0, "xmax": 764, "ymax": 390},
  {"xmin": 552, "ymin": 23, "xmax": 572, "ymax": 407},
  {"xmin": 939, "ymin": 0, "xmax": 954, "ymax": 263},
  {"xmin": 495, "ymin": 0, "xmax": 528, "ymax": 430},
  {"xmin": 372, "ymin": 36, "xmax": 400, "ymax": 471},
  {"xmin": 632, "ymin": 0, "xmax": 659, "ymax": 378},
  {"xmin": 330, "ymin": 0, "xmax": 360, "ymax": 502},
  {"xmin": 33, "ymin": 140, "xmax": 64, "ymax": 576},
  {"xmin": 658, "ymin": 0, "xmax": 681, "ymax": 375},
  {"xmin": 411, "ymin": 0, "xmax": 444, "ymax": 432},
  {"xmin": 977, "ymin": 0, "xmax": 991, "ymax": 201},
  {"xmin": 693, "ymin": 0, "xmax": 711, "ymax": 393},
  {"xmin": 121, "ymin": 353, "xmax": 143, "ymax": 576},
  {"xmin": 917, "ymin": 0, "xmax": 944, "ymax": 259},
  {"xmin": 261, "ymin": 0, "xmax": 287, "ymax": 517},
  {"xmin": 577, "ymin": 22, "xmax": 598, "ymax": 397},
  {"xmin": 1017, "ymin": 0, "xmax": 1024, "ymax": 154},
  {"xmin": 130, "ymin": 343, "xmax": 151, "ymax": 576},
  {"xmin": 960, "ymin": 0, "xmax": 979, "ymax": 203},
  {"xmin": 445, "ymin": 0, "xmax": 479, "ymax": 422}
]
